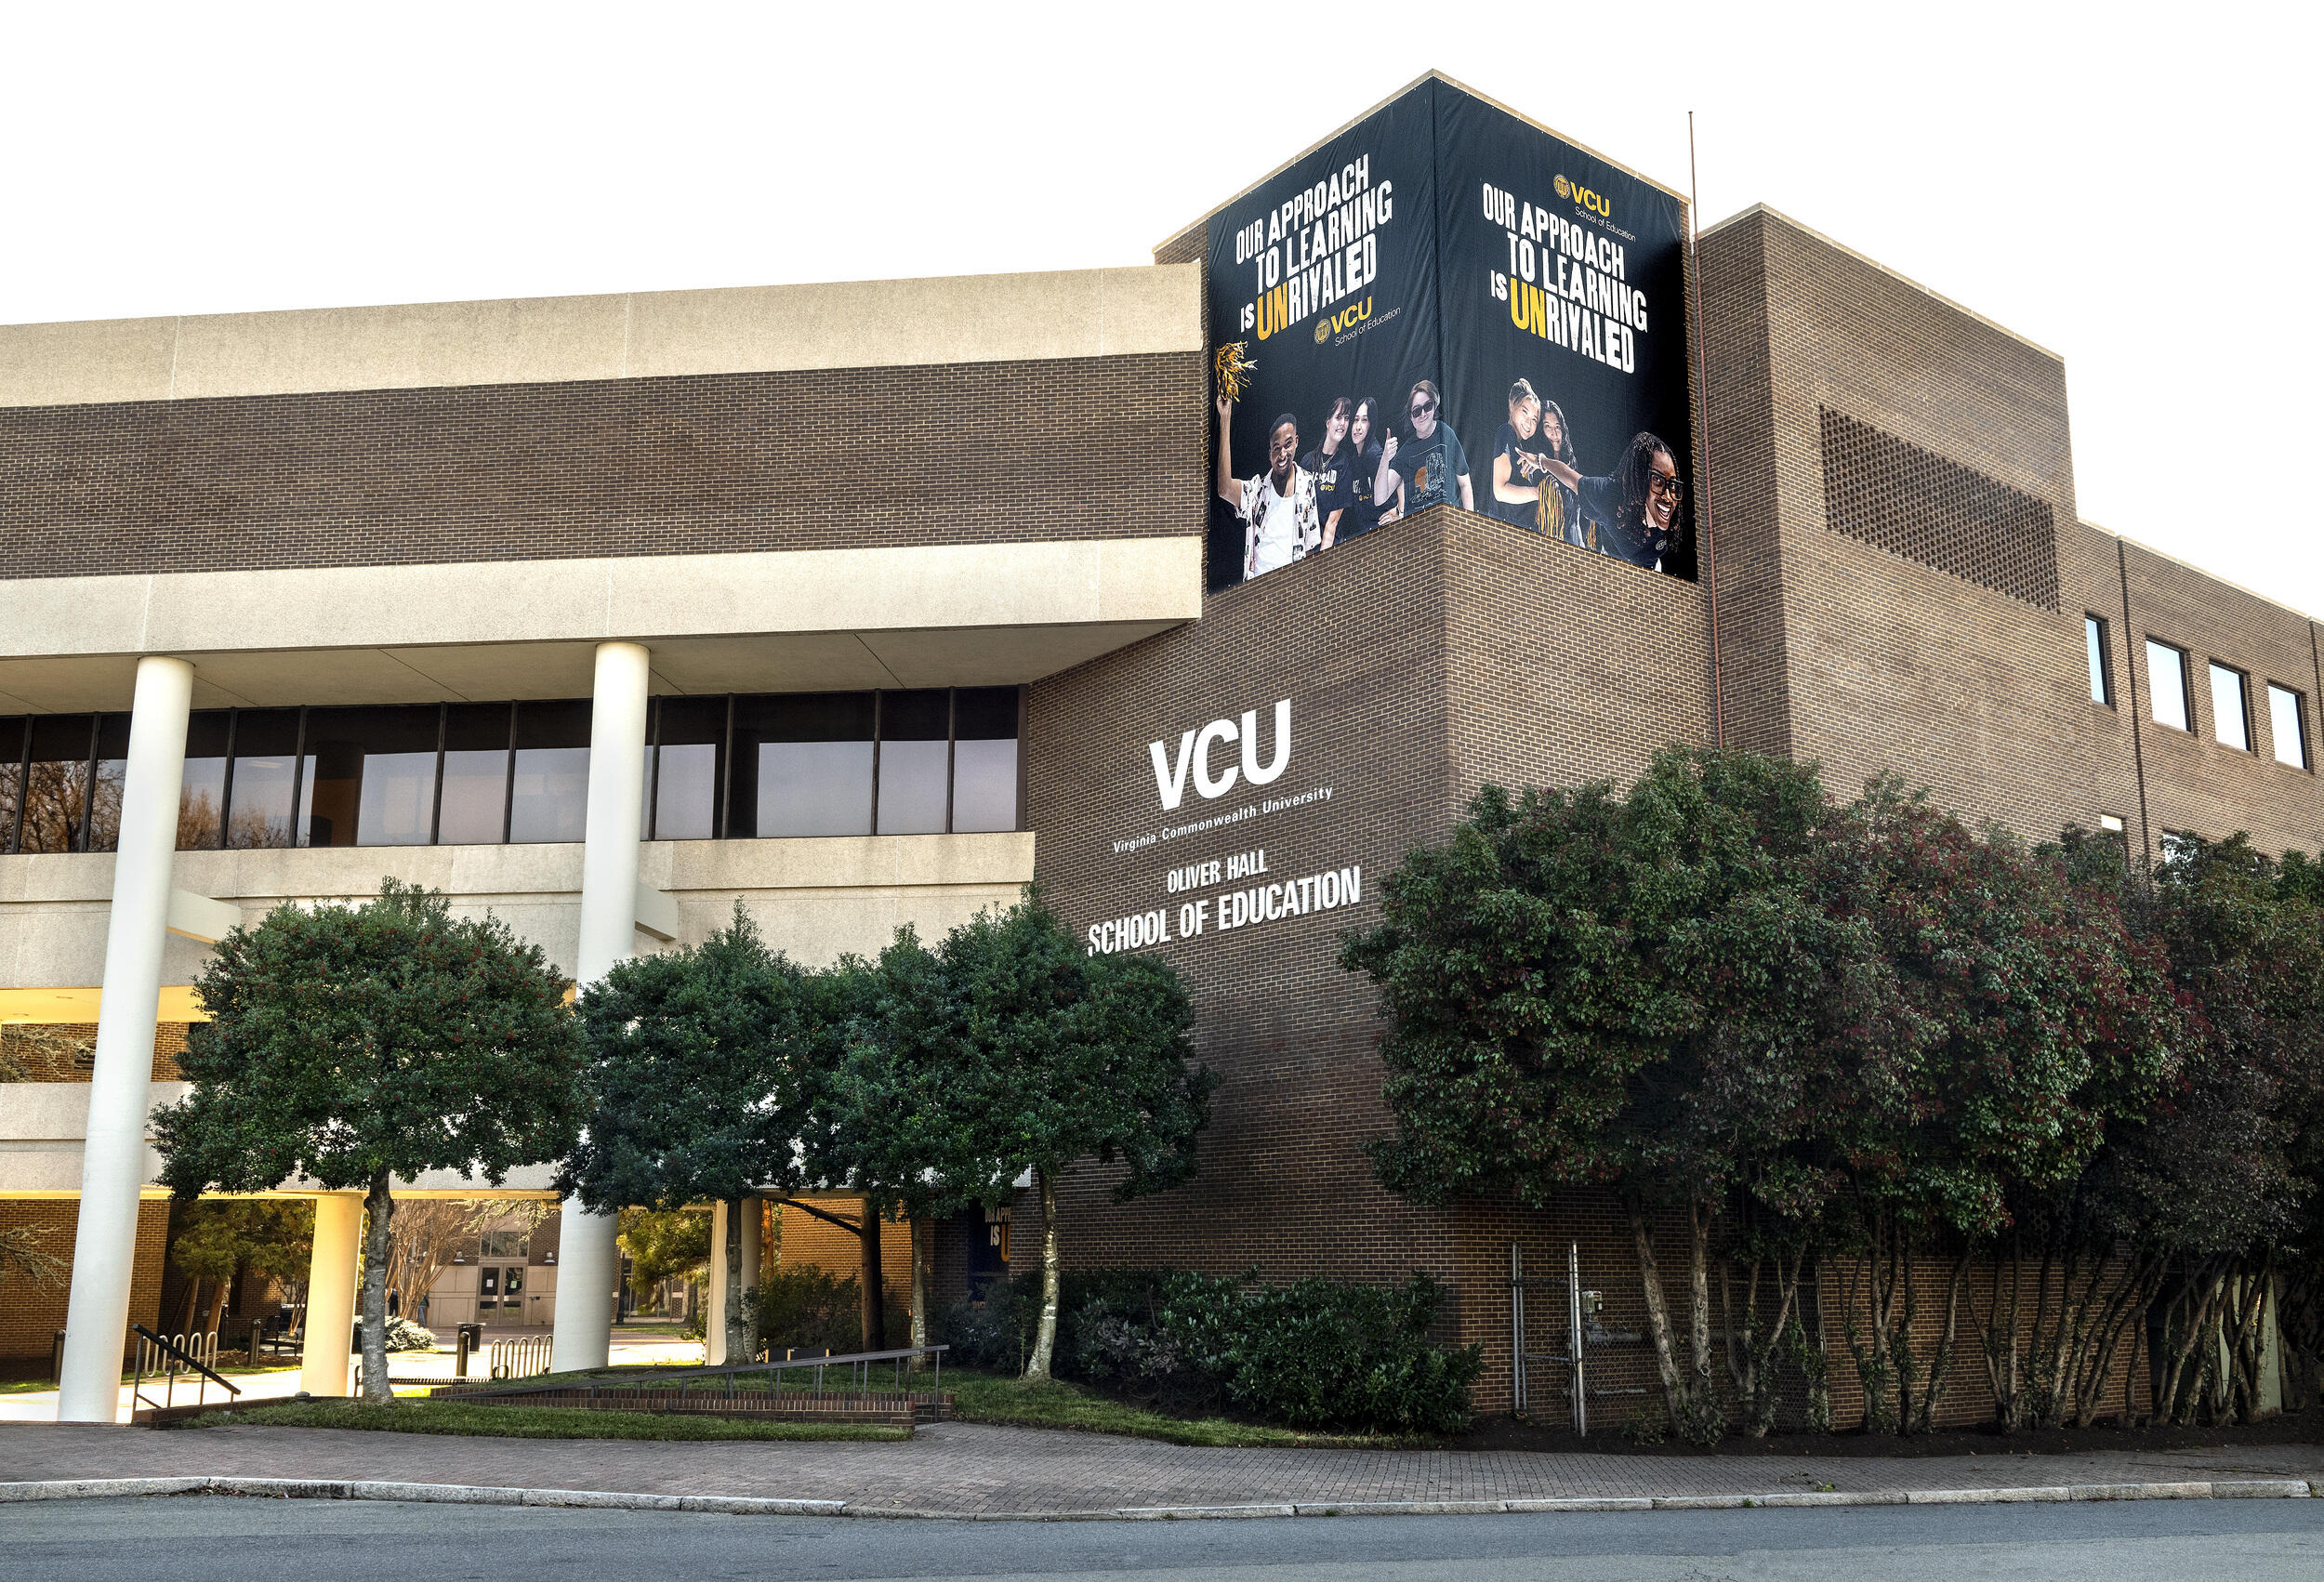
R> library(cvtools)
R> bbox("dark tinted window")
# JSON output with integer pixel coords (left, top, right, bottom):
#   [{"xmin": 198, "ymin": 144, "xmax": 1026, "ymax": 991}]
[
  {"xmin": 302, "ymin": 705, "xmax": 441, "ymax": 848},
  {"xmin": 877, "ymin": 691, "xmax": 950, "ymax": 836},
  {"xmin": 653, "ymin": 696, "xmax": 727, "ymax": 841},
  {"xmin": 733, "ymin": 693, "xmax": 874, "ymax": 838},
  {"xmin": 952, "ymin": 688, "xmax": 1020, "ymax": 833},
  {"xmin": 509, "ymin": 700, "xmax": 591, "ymax": 844},
  {"xmin": 178, "ymin": 712, "xmax": 233, "ymax": 851},
  {"xmin": 438, "ymin": 704, "xmax": 511, "ymax": 846},
  {"xmin": 85, "ymin": 715, "xmax": 130, "ymax": 852},
  {"xmin": 226, "ymin": 709, "xmax": 305, "ymax": 850},
  {"xmin": 22, "ymin": 715, "xmax": 95, "ymax": 853},
  {"xmin": 0, "ymin": 718, "xmax": 22, "ymax": 854}
]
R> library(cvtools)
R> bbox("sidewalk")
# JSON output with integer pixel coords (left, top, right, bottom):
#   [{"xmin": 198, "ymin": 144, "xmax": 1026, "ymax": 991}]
[{"xmin": 1, "ymin": 1418, "xmax": 2318, "ymax": 1518}]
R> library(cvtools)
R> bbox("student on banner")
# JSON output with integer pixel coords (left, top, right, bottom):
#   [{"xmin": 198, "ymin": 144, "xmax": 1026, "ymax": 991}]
[
  {"xmin": 1488, "ymin": 379, "xmax": 1555, "ymax": 532},
  {"xmin": 1301, "ymin": 397, "xmax": 1358, "ymax": 548},
  {"xmin": 1534, "ymin": 431, "xmax": 1685, "ymax": 571},
  {"xmin": 1374, "ymin": 379, "xmax": 1473, "ymax": 523},
  {"xmin": 1331, "ymin": 396, "xmax": 1389, "ymax": 544},
  {"xmin": 1216, "ymin": 391, "xmax": 1322, "ymax": 579},
  {"xmin": 1533, "ymin": 394, "xmax": 1581, "ymax": 547}
]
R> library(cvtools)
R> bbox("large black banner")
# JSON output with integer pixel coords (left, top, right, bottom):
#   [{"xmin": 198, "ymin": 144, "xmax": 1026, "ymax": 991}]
[{"xmin": 1203, "ymin": 77, "xmax": 1694, "ymax": 589}]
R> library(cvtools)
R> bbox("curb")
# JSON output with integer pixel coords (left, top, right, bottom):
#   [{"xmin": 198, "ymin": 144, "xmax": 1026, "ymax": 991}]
[{"xmin": 0, "ymin": 1475, "xmax": 2314, "ymax": 1520}]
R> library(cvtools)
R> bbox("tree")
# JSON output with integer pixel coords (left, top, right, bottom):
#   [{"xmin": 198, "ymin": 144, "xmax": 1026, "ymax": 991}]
[
  {"xmin": 0, "ymin": 1224, "xmax": 66, "ymax": 1293},
  {"xmin": 152, "ymin": 879, "xmax": 586, "ymax": 1403},
  {"xmin": 836, "ymin": 925, "xmax": 1033, "ymax": 1364},
  {"xmin": 1343, "ymin": 750, "xmax": 1848, "ymax": 1440},
  {"xmin": 561, "ymin": 910, "xmax": 829, "ymax": 1364},
  {"xmin": 1795, "ymin": 786, "xmax": 2179, "ymax": 1433},
  {"xmin": 618, "ymin": 1207, "xmax": 712, "ymax": 1306},
  {"xmin": 166, "ymin": 1201, "xmax": 310, "ymax": 1341},
  {"xmin": 2111, "ymin": 834, "xmax": 2324, "ymax": 1423},
  {"xmin": 919, "ymin": 897, "xmax": 1215, "ymax": 1380},
  {"xmin": 378, "ymin": 1199, "xmax": 552, "ymax": 1323}
]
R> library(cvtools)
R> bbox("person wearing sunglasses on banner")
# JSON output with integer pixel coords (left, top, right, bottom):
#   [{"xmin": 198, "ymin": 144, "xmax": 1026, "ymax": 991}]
[
  {"xmin": 1301, "ymin": 396, "xmax": 1358, "ymax": 549},
  {"xmin": 1373, "ymin": 379, "xmax": 1473, "ymax": 525},
  {"xmin": 1215, "ymin": 389, "xmax": 1322, "ymax": 579},
  {"xmin": 1530, "ymin": 430, "xmax": 1685, "ymax": 572}
]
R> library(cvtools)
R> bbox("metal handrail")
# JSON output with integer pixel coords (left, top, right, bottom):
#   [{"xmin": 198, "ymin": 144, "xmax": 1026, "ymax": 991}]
[
  {"xmin": 439, "ymin": 1342, "xmax": 947, "ymax": 1405},
  {"xmin": 130, "ymin": 1325, "xmax": 242, "ymax": 1418}
]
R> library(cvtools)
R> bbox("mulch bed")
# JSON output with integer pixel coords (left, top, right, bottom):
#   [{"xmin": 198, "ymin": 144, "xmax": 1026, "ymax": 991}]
[{"xmin": 1454, "ymin": 1404, "xmax": 2324, "ymax": 1457}]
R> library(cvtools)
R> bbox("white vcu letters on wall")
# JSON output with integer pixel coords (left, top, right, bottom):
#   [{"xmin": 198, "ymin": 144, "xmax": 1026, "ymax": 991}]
[
  {"xmin": 1149, "ymin": 698, "xmax": 1291, "ymax": 811},
  {"xmin": 1089, "ymin": 698, "xmax": 1360, "ymax": 956}
]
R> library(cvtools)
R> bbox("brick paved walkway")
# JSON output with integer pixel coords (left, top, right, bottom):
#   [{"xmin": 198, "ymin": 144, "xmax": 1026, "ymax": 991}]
[{"xmin": 2, "ymin": 1421, "xmax": 2318, "ymax": 1516}]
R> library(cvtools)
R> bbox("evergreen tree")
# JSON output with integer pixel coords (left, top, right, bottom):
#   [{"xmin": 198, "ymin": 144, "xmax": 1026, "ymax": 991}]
[{"xmin": 152, "ymin": 880, "xmax": 584, "ymax": 1402}]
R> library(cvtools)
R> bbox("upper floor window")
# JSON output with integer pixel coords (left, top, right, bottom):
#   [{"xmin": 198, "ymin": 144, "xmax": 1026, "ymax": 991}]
[
  {"xmin": 2269, "ymin": 683, "xmax": 2310, "ymax": 770},
  {"xmin": 2084, "ymin": 614, "xmax": 2111, "ymax": 705},
  {"xmin": 1, "ymin": 685, "xmax": 1023, "ymax": 854},
  {"xmin": 2146, "ymin": 639, "xmax": 2191, "ymax": 732},
  {"xmin": 2209, "ymin": 663, "xmax": 2251, "ymax": 753}
]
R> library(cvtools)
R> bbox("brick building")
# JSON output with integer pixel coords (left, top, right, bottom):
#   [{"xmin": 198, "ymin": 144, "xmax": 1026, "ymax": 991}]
[{"xmin": 3, "ymin": 73, "xmax": 2315, "ymax": 1423}]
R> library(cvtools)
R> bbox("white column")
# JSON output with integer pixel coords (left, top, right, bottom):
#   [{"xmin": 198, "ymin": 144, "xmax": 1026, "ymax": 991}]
[
  {"xmin": 57, "ymin": 656, "xmax": 192, "ymax": 1424},
  {"xmin": 549, "ymin": 640, "xmax": 651, "ymax": 1373},
  {"xmin": 299, "ymin": 1195, "xmax": 363, "ymax": 1397}
]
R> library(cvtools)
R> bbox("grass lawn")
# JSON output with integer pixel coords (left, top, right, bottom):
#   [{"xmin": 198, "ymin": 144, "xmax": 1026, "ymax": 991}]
[
  {"xmin": 940, "ymin": 1368, "xmax": 1397, "ymax": 1449},
  {"xmin": 176, "ymin": 1397, "xmax": 911, "ymax": 1443}
]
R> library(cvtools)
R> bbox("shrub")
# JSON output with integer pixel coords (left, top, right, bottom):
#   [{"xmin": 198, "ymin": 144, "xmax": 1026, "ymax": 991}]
[
  {"xmin": 1066, "ymin": 1270, "xmax": 1481, "ymax": 1435},
  {"xmin": 938, "ymin": 1276, "xmax": 1040, "ymax": 1374},
  {"xmin": 754, "ymin": 1264, "xmax": 907, "ymax": 1357},
  {"xmin": 382, "ymin": 1316, "xmax": 436, "ymax": 1352}
]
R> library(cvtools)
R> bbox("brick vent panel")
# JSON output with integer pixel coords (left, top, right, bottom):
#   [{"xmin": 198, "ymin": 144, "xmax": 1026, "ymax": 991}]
[{"xmin": 1818, "ymin": 406, "xmax": 2059, "ymax": 611}]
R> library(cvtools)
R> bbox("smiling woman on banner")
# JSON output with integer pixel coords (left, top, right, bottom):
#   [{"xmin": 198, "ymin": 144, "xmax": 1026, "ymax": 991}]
[
  {"xmin": 1489, "ymin": 379, "xmax": 1554, "ymax": 532},
  {"xmin": 1301, "ymin": 396, "xmax": 1356, "ymax": 549},
  {"xmin": 1331, "ymin": 396, "xmax": 1390, "ymax": 544},
  {"xmin": 1532, "ymin": 431, "xmax": 1684, "ymax": 571},
  {"xmin": 1215, "ymin": 390, "xmax": 1322, "ymax": 580}
]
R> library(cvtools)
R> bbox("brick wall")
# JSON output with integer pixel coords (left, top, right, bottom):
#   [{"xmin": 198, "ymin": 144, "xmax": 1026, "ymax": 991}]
[
  {"xmin": 0, "ymin": 353, "xmax": 1203, "ymax": 580},
  {"xmin": 0, "ymin": 1022, "xmax": 185, "ymax": 1083},
  {"xmin": 0, "ymin": 1198, "xmax": 168, "ymax": 1363}
]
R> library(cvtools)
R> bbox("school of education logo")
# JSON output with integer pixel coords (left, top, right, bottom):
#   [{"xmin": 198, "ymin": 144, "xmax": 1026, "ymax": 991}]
[
  {"xmin": 1552, "ymin": 174, "xmax": 1571, "ymax": 199},
  {"xmin": 1314, "ymin": 320, "xmax": 1330, "ymax": 343}
]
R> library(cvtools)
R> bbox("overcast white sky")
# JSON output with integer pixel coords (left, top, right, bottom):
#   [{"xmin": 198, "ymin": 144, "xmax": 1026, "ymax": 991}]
[{"xmin": 7, "ymin": 3, "xmax": 2317, "ymax": 617}]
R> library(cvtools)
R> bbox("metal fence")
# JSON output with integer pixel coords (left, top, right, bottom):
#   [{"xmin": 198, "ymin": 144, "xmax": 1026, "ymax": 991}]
[
  {"xmin": 129, "ymin": 1325, "xmax": 240, "ymax": 1417},
  {"xmin": 487, "ymin": 1335, "xmax": 554, "ymax": 1380}
]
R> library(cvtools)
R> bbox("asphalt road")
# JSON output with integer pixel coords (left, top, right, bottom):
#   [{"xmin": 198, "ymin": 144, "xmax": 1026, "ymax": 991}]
[{"xmin": 4, "ymin": 1496, "xmax": 2321, "ymax": 1580}]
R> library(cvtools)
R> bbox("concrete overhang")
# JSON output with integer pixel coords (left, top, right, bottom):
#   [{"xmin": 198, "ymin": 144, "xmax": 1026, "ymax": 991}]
[{"xmin": 0, "ymin": 537, "xmax": 1202, "ymax": 712}]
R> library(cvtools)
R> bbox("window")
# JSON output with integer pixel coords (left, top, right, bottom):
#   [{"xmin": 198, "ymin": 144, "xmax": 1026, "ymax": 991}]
[
  {"xmin": 952, "ymin": 688, "xmax": 1021, "ymax": 832},
  {"xmin": 2085, "ymin": 615, "xmax": 2111, "ymax": 705},
  {"xmin": 21, "ymin": 715, "xmax": 97, "ymax": 853},
  {"xmin": 0, "ymin": 718, "xmax": 21, "ymax": 854},
  {"xmin": 438, "ymin": 704, "xmax": 512, "ymax": 845},
  {"xmin": 2146, "ymin": 640, "xmax": 2190, "ymax": 732},
  {"xmin": 2209, "ymin": 664, "xmax": 2251, "ymax": 752},
  {"xmin": 177, "ymin": 712, "xmax": 232, "ymax": 850},
  {"xmin": 734, "ymin": 692, "xmax": 876, "ymax": 838},
  {"xmin": 226, "ymin": 709, "xmax": 305, "ymax": 849},
  {"xmin": 84, "ymin": 714, "xmax": 130, "ymax": 852},
  {"xmin": 2270, "ymin": 684, "xmax": 2310, "ymax": 770},
  {"xmin": 651, "ymin": 697, "xmax": 726, "ymax": 841},
  {"xmin": 303, "ymin": 705, "xmax": 442, "ymax": 848},
  {"xmin": 2, "ymin": 686, "xmax": 1027, "ymax": 857},
  {"xmin": 876, "ymin": 691, "xmax": 951, "ymax": 836},
  {"xmin": 509, "ymin": 701, "xmax": 593, "ymax": 844}
]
